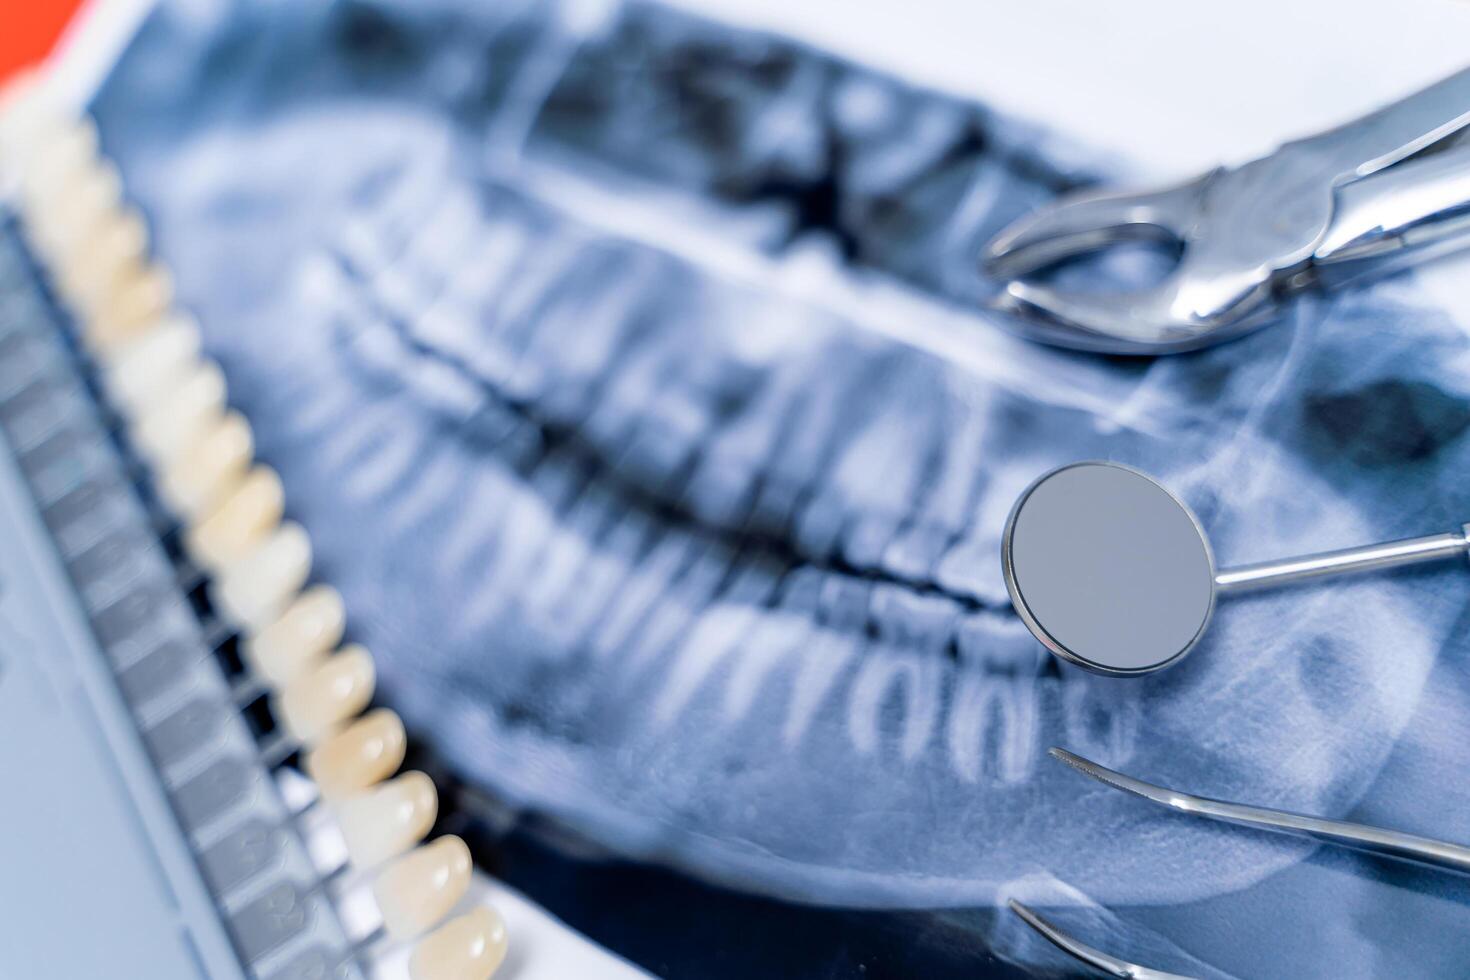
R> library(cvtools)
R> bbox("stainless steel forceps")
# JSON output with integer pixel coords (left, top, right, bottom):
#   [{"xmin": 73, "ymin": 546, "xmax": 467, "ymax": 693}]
[
  {"xmin": 983, "ymin": 68, "xmax": 1470, "ymax": 354},
  {"xmin": 1008, "ymin": 748, "xmax": 1470, "ymax": 977}
]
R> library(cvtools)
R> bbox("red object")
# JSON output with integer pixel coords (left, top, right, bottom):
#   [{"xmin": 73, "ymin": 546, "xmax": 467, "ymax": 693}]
[{"xmin": 1, "ymin": 0, "xmax": 87, "ymax": 82}]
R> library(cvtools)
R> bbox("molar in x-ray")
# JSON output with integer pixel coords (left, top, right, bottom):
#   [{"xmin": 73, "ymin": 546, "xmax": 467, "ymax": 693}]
[
  {"xmin": 86, "ymin": 1, "xmax": 1470, "ymax": 972},
  {"xmin": 207, "ymin": 161, "xmax": 1445, "ymax": 913}
]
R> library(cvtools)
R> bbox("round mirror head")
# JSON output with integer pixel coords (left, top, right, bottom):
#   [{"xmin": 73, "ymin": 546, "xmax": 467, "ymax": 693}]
[{"xmin": 1002, "ymin": 461, "xmax": 1216, "ymax": 675}]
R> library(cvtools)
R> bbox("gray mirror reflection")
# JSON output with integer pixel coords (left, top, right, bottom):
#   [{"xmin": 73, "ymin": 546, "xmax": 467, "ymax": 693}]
[
  {"xmin": 1002, "ymin": 462, "xmax": 1216, "ymax": 675},
  {"xmin": 1003, "ymin": 461, "xmax": 1470, "ymax": 675}
]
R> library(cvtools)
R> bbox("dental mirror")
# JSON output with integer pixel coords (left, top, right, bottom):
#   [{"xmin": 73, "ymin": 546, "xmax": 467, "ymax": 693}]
[{"xmin": 1002, "ymin": 461, "xmax": 1470, "ymax": 675}]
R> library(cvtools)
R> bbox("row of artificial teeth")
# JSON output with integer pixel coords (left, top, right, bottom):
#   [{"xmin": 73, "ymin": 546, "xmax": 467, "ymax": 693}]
[{"xmin": 0, "ymin": 74, "xmax": 506, "ymax": 980}]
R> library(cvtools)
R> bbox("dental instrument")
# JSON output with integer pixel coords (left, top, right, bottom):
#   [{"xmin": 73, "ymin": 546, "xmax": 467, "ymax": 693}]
[
  {"xmin": 1007, "ymin": 901, "xmax": 1194, "ymax": 980},
  {"xmin": 1050, "ymin": 747, "xmax": 1470, "ymax": 875},
  {"xmin": 1001, "ymin": 461, "xmax": 1470, "ymax": 675},
  {"xmin": 983, "ymin": 68, "xmax": 1470, "ymax": 354},
  {"xmin": 1008, "ymin": 746, "xmax": 1470, "ymax": 977}
]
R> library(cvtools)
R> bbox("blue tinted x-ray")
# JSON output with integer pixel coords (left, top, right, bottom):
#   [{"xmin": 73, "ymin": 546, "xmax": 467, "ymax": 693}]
[{"xmin": 82, "ymin": 1, "xmax": 1470, "ymax": 976}]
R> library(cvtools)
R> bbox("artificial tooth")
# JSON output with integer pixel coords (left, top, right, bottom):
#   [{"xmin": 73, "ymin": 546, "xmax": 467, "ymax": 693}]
[
  {"xmin": 373, "ymin": 835, "xmax": 473, "ymax": 941},
  {"xmin": 104, "ymin": 312, "xmax": 201, "ymax": 414},
  {"xmin": 86, "ymin": 261, "xmax": 174, "ymax": 352},
  {"xmin": 243, "ymin": 584, "xmax": 345, "ymax": 685},
  {"xmin": 21, "ymin": 116, "xmax": 99, "ymax": 207},
  {"xmin": 130, "ymin": 359, "xmax": 226, "ymax": 465},
  {"xmin": 212, "ymin": 521, "xmax": 312, "ymax": 630},
  {"xmin": 33, "ymin": 159, "xmax": 122, "ymax": 261},
  {"xmin": 408, "ymin": 907, "xmax": 507, "ymax": 980},
  {"xmin": 59, "ymin": 206, "xmax": 149, "ymax": 309},
  {"xmin": 273, "ymin": 644, "xmax": 375, "ymax": 744},
  {"xmin": 305, "ymin": 708, "xmax": 406, "ymax": 799},
  {"xmin": 335, "ymin": 771, "xmax": 437, "ymax": 869},
  {"xmin": 157, "ymin": 410, "xmax": 253, "ymax": 519},
  {"xmin": 186, "ymin": 465, "xmax": 284, "ymax": 569}
]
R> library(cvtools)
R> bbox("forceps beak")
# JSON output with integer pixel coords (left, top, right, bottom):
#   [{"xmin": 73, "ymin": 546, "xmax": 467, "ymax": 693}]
[
  {"xmin": 982, "ymin": 175, "xmax": 1208, "ymax": 281},
  {"xmin": 1049, "ymin": 747, "xmax": 1470, "ymax": 876},
  {"xmin": 981, "ymin": 171, "xmax": 1271, "ymax": 353}
]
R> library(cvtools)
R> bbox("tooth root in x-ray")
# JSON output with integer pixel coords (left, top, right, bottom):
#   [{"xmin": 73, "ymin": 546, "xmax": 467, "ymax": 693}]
[
  {"xmin": 781, "ymin": 626, "xmax": 862, "ymax": 749},
  {"xmin": 653, "ymin": 599, "xmax": 761, "ymax": 729},
  {"xmin": 948, "ymin": 672, "xmax": 1041, "ymax": 785},
  {"xmin": 514, "ymin": 481, "xmax": 621, "ymax": 628},
  {"xmin": 868, "ymin": 584, "xmax": 959, "ymax": 652},
  {"xmin": 619, "ymin": 535, "xmax": 739, "ymax": 680},
  {"xmin": 339, "ymin": 411, "xmax": 435, "ymax": 505},
  {"xmin": 550, "ymin": 516, "xmax": 655, "ymax": 651},
  {"xmin": 882, "ymin": 391, "xmax": 996, "ymax": 581},
  {"xmin": 846, "ymin": 650, "xmax": 942, "ymax": 761},
  {"xmin": 680, "ymin": 372, "xmax": 797, "ymax": 529},
  {"xmin": 721, "ymin": 608, "xmax": 814, "ymax": 725},
  {"xmin": 93, "ymin": 1, "xmax": 1467, "ymax": 920}
]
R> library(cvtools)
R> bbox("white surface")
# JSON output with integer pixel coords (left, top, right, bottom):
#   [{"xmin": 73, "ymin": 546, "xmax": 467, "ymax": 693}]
[{"xmin": 33, "ymin": 2, "xmax": 1470, "ymax": 978}]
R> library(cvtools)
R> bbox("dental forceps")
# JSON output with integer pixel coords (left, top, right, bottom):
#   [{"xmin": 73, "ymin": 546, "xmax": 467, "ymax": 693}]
[
  {"xmin": 983, "ymin": 68, "xmax": 1470, "ymax": 354},
  {"xmin": 1009, "ymin": 748, "xmax": 1470, "ymax": 978}
]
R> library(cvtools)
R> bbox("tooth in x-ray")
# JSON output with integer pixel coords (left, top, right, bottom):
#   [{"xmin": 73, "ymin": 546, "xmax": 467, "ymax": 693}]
[
  {"xmin": 86, "ymin": 2, "xmax": 1465, "ymax": 952},
  {"xmin": 587, "ymin": 524, "xmax": 705, "ymax": 662},
  {"xmin": 721, "ymin": 605, "xmax": 814, "ymax": 724},
  {"xmin": 550, "ymin": 509, "xmax": 657, "ymax": 650},
  {"xmin": 651, "ymin": 552, "xmax": 784, "ymax": 726},
  {"xmin": 882, "ymin": 389, "xmax": 996, "ymax": 582}
]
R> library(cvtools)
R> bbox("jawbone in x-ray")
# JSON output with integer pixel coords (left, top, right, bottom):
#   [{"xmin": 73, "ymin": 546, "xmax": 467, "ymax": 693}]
[{"xmin": 7, "ymin": 0, "xmax": 1470, "ymax": 977}]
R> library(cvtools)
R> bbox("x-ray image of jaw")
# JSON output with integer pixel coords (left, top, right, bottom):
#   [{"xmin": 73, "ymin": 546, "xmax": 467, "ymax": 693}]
[{"xmin": 88, "ymin": 0, "xmax": 1470, "ymax": 977}]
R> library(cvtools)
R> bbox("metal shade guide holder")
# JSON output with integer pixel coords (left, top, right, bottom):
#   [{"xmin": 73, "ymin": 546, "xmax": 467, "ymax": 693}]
[{"xmin": 1001, "ymin": 461, "xmax": 1470, "ymax": 675}]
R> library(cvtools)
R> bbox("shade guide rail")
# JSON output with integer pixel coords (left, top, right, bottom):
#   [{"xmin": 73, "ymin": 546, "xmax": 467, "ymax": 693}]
[
  {"xmin": 0, "ymin": 73, "xmax": 507, "ymax": 980},
  {"xmin": 1002, "ymin": 461, "xmax": 1470, "ymax": 675}
]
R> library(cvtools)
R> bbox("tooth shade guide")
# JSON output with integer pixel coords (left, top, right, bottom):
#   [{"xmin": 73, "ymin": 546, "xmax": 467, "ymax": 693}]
[
  {"xmin": 57, "ymin": 207, "xmax": 150, "ymax": 305},
  {"xmin": 87, "ymin": 263, "xmax": 175, "ymax": 352},
  {"xmin": 130, "ymin": 358, "xmax": 227, "ymax": 465},
  {"xmin": 0, "ymin": 161, "xmax": 396, "ymax": 977},
  {"xmin": 409, "ymin": 907, "xmax": 508, "ymax": 980},
  {"xmin": 307, "ymin": 708, "xmax": 407, "ymax": 799},
  {"xmin": 104, "ymin": 312, "xmax": 202, "ymax": 414},
  {"xmin": 186, "ymin": 465, "xmax": 285, "ymax": 568},
  {"xmin": 0, "ymin": 104, "xmax": 516, "ymax": 980},
  {"xmin": 336, "ymin": 771, "xmax": 439, "ymax": 869},
  {"xmin": 157, "ymin": 410, "xmax": 254, "ymax": 518},
  {"xmin": 373, "ymin": 836, "xmax": 474, "ymax": 941},
  {"xmin": 245, "ymin": 584, "xmax": 347, "ymax": 685},
  {"xmin": 273, "ymin": 644, "xmax": 376, "ymax": 744},
  {"xmin": 211, "ymin": 520, "xmax": 314, "ymax": 629}
]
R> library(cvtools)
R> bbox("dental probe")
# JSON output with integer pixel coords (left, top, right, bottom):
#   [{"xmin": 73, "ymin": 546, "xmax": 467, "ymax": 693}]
[
  {"xmin": 1050, "ymin": 747, "xmax": 1470, "ymax": 876},
  {"xmin": 1002, "ymin": 461, "xmax": 1470, "ymax": 675},
  {"xmin": 1008, "ymin": 744, "xmax": 1470, "ymax": 977},
  {"xmin": 1008, "ymin": 901, "xmax": 1196, "ymax": 980}
]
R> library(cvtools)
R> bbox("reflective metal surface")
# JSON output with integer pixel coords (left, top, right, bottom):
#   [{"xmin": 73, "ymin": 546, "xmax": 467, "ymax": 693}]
[
  {"xmin": 1008, "ymin": 901, "xmax": 1197, "ymax": 980},
  {"xmin": 1001, "ymin": 462, "xmax": 1216, "ymax": 675},
  {"xmin": 983, "ymin": 68, "xmax": 1470, "ymax": 353},
  {"xmin": 1214, "ymin": 526, "xmax": 1470, "ymax": 593},
  {"xmin": 84, "ymin": 0, "xmax": 1470, "ymax": 973},
  {"xmin": 1004, "ymin": 462, "xmax": 1470, "ymax": 673},
  {"xmin": 1051, "ymin": 747, "xmax": 1470, "ymax": 877}
]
